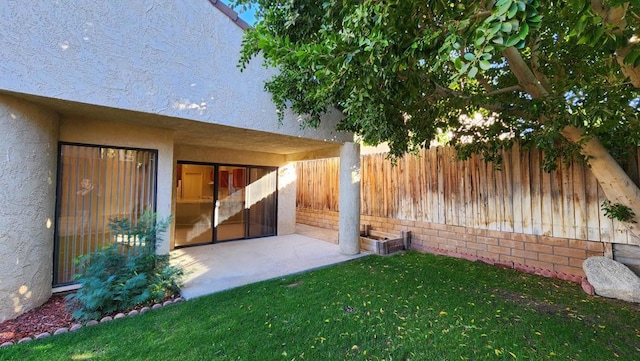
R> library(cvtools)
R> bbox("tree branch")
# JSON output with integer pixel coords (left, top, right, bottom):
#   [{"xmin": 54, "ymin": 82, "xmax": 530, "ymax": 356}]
[
  {"xmin": 477, "ymin": 76, "xmax": 495, "ymax": 92},
  {"xmin": 590, "ymin": 1, "xmax": 640, "ymax": 88},
  {"xmin": 617, "ymin": 36, "xmax": 640, "ymax": 88},
  {"xmin": 502, "ymin": 47, "xmax": 549, "ymax": 98},
  {"xmin": 485, "ymin": 85, "xmax": 522, "ymax": 96},
  {"xmin": 470, "ymin": 10, "xmax": 492, "ymax": 20},
  {"xmin": 530, "ymin": 35, "xmax": 552, "ymax": 93}
]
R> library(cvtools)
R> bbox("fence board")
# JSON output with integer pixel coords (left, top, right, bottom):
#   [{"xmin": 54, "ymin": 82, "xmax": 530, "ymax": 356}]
[
  {"xmin": 436, "ymin": 148, "xmax": 446, "ymax": 224},
  {"xmin": 585, "ymin": 163, "xmax": 601, "ymax": 241},
  {"xmin": 530, "ymin": 148, "xmax": 543, "ymax": 235},
  {"xmin": 463, "ymin": 155, "xmax": 473, "ymax": 229},
  {"xmin": 573, "ymin": 160, "xmax": 588, "ymax": 240},
  {"xmin": 486, "ymin": 158, "xmax": 498, "ymax": 230},
  {"xmin": 562, "ymin": 162, "xmax": 576, "ymax": 239},
  {"xmin": 511, "ymin": 145, "xmax": 523, "ymax": 233}
]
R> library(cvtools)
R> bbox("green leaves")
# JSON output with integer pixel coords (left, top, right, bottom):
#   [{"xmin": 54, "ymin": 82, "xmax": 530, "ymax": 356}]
[
  {"xmin": 66, "ymin": 211, "xmax": 183, "ymax": 321},
  {"xmin": 237, "ymin": 0, "xmax": 640, "ymax": 165},
  {"xmin": 445, "ymin": 0, "xmax": 540, "ymax": 80},
  {"xmin": 624, "ymin": 48, "xmax": 640, "ymax": 67}
]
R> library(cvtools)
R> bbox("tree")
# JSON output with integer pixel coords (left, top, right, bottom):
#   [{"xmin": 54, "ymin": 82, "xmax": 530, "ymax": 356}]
[{"xmin": 234, "ymin": 0, "xmax": 640, "ymax": 240}]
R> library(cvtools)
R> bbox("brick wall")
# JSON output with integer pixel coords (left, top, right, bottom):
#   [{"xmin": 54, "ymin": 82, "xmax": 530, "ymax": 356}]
[
  {"xmin": 297, "ymin": 208, "xmax": 605, "ymax": 278},
  {"xmin": 296, "ymin": 208, "xmax": 339, "ymax": 230}
]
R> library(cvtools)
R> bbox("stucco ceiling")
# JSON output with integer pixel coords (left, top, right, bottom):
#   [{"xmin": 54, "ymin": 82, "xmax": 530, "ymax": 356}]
[{"xmin": 5, "ymin": 91, "xmax": 344, "ymax": 156}]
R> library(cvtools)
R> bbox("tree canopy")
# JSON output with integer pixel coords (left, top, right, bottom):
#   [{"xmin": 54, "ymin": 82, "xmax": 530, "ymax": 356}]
[
  {"xmin": 236, "ymin": 0, "xmax": 638, "ymax": 165},
  {"xmin": 234, "ymin": 0, "xmax": 640, "ymax": 231}
]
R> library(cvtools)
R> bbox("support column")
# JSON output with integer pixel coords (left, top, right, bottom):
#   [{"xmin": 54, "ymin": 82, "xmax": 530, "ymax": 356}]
[{"xmin": 339, "ymin": 142, "xmax": 361, "ymax": 255}]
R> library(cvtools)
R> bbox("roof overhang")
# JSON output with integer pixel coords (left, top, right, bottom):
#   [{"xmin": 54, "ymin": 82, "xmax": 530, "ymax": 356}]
[{"xmin": 2, "ymin": 91, "xmax": 344, "ymax": 159}]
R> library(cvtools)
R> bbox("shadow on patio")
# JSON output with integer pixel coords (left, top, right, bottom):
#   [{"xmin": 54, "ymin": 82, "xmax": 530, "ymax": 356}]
[{"xmin": 170, "ymin": 224, "xmax": 366, "ymax": 299}]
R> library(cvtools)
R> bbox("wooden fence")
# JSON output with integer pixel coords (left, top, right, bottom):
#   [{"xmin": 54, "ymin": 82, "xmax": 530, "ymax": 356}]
[{"xmin": 296, "ymin": 144, "xmax": 640, "ymax": 245}]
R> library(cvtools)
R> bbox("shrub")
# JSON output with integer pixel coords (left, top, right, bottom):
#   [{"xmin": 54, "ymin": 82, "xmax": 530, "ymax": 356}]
[{"xmin": 66, "ymin": 211, "xmax": 184, "ymax": 321}]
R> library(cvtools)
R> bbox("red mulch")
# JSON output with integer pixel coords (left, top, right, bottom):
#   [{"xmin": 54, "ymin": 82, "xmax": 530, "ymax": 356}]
[
  {"xmin": 0, "ymin": 293, "xmax": 180, "ymax": 345},
  {"xmin": 0, "ymin": 293, "xmax": 73, "ymax": 344}
]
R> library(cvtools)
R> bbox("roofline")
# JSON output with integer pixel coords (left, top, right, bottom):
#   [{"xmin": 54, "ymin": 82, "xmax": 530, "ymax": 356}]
[{"xmin": 207, "ymin": 0, "xmax": 250, "ymax": 30}]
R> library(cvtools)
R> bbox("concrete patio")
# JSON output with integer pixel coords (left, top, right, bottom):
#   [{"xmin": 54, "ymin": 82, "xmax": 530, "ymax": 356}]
[{"xmin": 171, "ymin": 224, "xmax": 367, "ymax": 299}]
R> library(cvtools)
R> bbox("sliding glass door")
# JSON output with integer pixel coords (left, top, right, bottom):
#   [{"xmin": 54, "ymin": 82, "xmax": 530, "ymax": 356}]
[
  {"xmin": 174, "ymin": 163, "xmax": 277, "ymax": 247},
  {"xmin": 216, "ymin": 166, "xmax": 247, "ymax": 241},
  {"xmin": 248, "ymin": 167, "xmax": 277, "ymax": 238},
  {"xmin": 174, "ymin": 164, "xmax": 215, "ymax": 247}
]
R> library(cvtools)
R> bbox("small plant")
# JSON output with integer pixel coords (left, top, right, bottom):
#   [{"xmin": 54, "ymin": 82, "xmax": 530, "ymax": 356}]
[
  {"xmin": 601, "ymin": 200, "xmax": 637, "ymax": 223},
  {"xmin": 66, "ymin": 211, "xmax": 184, "ymax": 321}
]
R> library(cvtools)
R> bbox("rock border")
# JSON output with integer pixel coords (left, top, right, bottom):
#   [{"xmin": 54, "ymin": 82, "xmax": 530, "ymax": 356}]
[{"xmin": 0, "ymin": 297, "xmax": 184, "ymax": 348}]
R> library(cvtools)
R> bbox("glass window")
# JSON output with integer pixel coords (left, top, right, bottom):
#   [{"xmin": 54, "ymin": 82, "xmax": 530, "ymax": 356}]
[{"xmin": 53, "ymin": 144, "xmax": 157, "ymax": 285}]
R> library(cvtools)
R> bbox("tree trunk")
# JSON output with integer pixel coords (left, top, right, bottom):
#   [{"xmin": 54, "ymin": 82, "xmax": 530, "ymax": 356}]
[
  {"xmin": 502, "ymin": 48, "xmax": 640, "ymax": 244},
  {"xmin": 561, "ymin": 126, "xmax": 640, "ymax": 243}
]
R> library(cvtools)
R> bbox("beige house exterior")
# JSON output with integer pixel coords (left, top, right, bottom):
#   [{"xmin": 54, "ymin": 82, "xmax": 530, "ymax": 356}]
[{"xmin": 0, "ymin": 1, "xmax": 360, "ymax": 322}]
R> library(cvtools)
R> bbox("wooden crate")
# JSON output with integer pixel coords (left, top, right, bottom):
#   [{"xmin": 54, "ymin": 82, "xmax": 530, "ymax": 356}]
[{"xmin": 360, "ymin": 226, "xmax": 411, "ymax": 255}]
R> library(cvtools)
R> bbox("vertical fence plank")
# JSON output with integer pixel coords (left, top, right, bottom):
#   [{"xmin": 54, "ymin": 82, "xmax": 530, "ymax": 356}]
[
  {"xmin": 469, "ymin": 154, "xmax": 479, "ymax": 228},
  {"xmin": 436, "ymin": 147, "xmax": 446, "ymax": 223},
  {"xmin": 550, "ymin": 162, "xmax": 565, "ymax": 237},
  {"xmin": 520, "ymin": 149, "xmax": 543, "ymax": 235},
  {"xmin": 507, "ymin": 143, "xmax": 528, "ymax": 233},
  {"xmin": 496, "ymin": 152, "xmax": 513, "ymax": 232},
  {"xmin": 478, "ymin": 153, "xmax": 488, "ymax": 228},
  {"xmin": 463, "ymin": 156, "xmax": 473, "ymax": 228},
  {"xmin": 422, "ymin": 150, "xmax": 431, "ymax": 223},
  {"xmin": 562, "ymin": 161, "xmax": 576, "ymax": 239},
  {"xmin": 573, "ymin": 160, "xmax": 588, "ymax": 240},
  {"xmin": 584, "ymin": 164, "xmax": 601, "ymax": 242},
  {"xmin": 597, "ymin": 183, "xmax": 614, "ymax": 244}
]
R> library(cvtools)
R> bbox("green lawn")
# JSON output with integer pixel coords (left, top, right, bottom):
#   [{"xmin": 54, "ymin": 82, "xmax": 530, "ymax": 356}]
[{"xmin": 2, "ymin": 252, "xmax": 639, "ymax": 360}]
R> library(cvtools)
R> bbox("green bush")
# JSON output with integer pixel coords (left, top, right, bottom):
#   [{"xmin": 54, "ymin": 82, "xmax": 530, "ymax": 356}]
[{"xmin": 66, "ymin": 211, "xmax": 184, "ymax": 321}]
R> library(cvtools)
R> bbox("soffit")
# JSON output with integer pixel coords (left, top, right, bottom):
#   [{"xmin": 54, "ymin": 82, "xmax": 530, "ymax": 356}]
[{"xmin": 4, "ymin": 92, "xmax": 343, "ymax": 156}]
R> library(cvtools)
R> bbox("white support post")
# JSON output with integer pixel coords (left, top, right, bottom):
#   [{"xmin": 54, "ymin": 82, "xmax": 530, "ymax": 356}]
[{"xmin": 339, "ymin": 142, "xmax": 361, "ymax": 255}]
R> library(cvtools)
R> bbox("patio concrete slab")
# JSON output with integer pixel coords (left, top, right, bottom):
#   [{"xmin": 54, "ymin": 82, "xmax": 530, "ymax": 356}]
[{"xmin": 171, "ymin": 225, "xmax": 366, "ymax": 299}]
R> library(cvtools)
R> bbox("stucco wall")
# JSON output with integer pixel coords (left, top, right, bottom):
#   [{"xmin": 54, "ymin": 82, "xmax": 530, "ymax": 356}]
[
  {"xmin": 277, "ymin": 163, "xmax": 297, "ymax": 236},
  {"xmin": 0, "ymin": 0, "xmax": 350, "ymax": 144},
  {"xmin": 59, "ymin": 117, "xmax": 175, "ymax": 254},
  {"xmin": 0, "ymin": 95, "xmax": 59, "ymax": 322}
]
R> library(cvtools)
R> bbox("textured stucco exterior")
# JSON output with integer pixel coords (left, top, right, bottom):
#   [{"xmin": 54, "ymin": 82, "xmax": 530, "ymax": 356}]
[
  {"xmin": 0, "ymin": 95, "xmax": 59, "ymax": 322},
  {"xmin": 0, "ymin": 0, "xmax": 350, "ymax": 144},
  {"xmin": 277, "ymin": 163, "xmax": 298, "ymax": 235}
]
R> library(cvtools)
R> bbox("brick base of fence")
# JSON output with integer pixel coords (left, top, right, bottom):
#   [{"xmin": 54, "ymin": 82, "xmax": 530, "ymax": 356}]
[{"xmin": 297, "ymin": 208, "xmax": 605, "ymax": 278}]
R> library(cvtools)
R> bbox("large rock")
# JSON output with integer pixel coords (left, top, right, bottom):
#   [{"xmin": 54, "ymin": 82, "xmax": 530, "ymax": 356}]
[{"xmin": 583, "ymin": 257, "xmax": 640, "ymax": 303}]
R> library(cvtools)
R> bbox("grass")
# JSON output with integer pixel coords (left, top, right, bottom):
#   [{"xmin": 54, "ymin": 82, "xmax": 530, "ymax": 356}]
[{"xmin": 1, "ymin": 251, "xmax": 639, "ymax": 360}]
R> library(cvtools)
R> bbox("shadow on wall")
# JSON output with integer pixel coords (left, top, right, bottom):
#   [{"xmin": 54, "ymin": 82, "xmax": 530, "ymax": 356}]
[
  {"xmin": 0, "ymin": 284, "xmax": 35, "ymax": 323},
  {"xmin": 12, "ymin": 285, "xmax": 33, "ymax": 316}
]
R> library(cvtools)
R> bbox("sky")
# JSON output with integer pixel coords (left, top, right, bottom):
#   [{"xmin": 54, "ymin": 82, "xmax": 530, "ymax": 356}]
[{"xmin": 220, "ymin": 0, "xmax": 258, "ymax": 25}]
